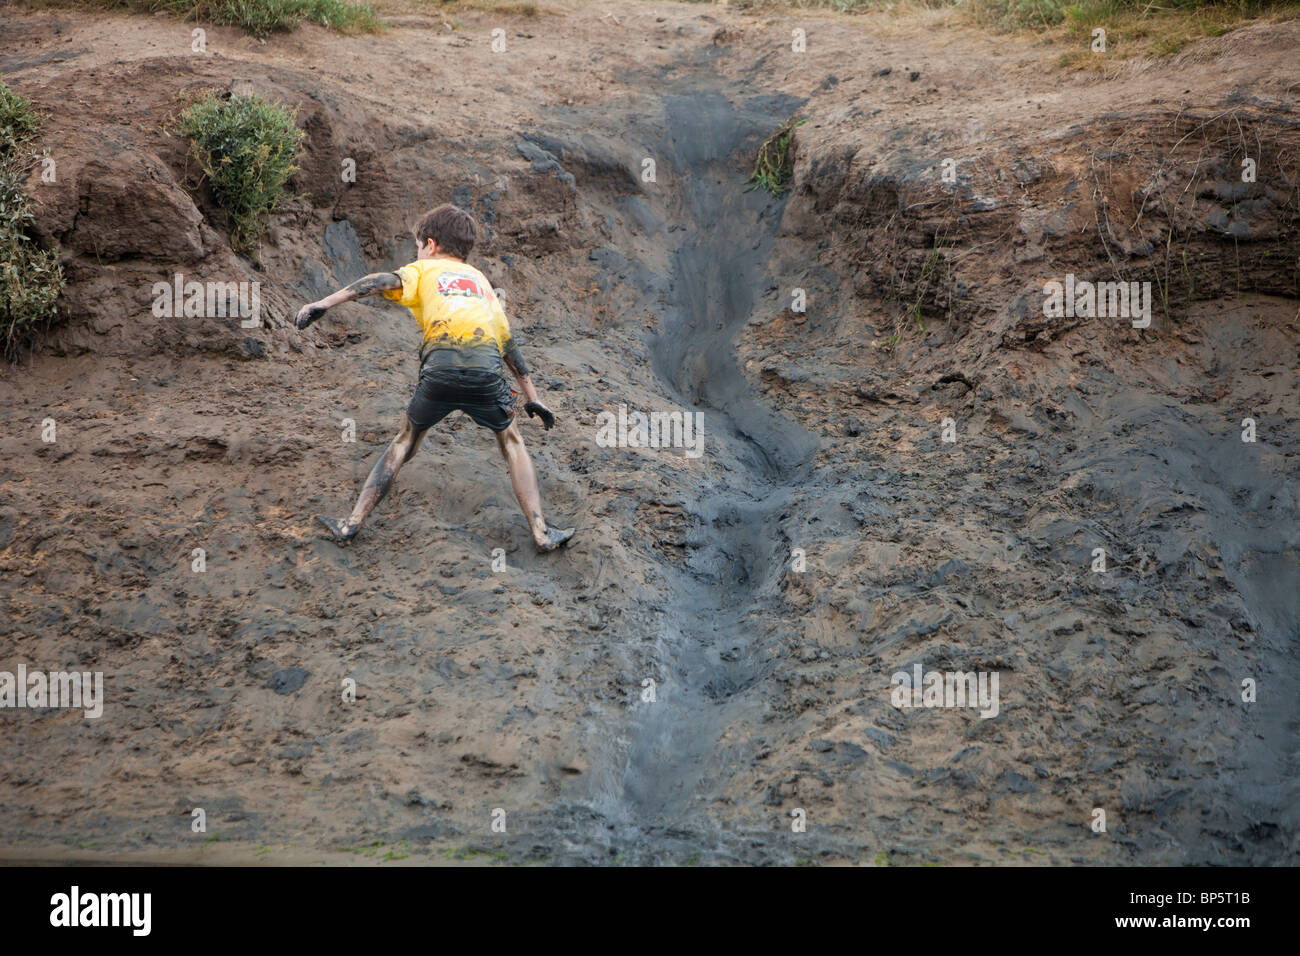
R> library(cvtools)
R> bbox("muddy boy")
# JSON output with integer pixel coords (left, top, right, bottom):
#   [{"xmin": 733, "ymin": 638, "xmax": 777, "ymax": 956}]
[{"xmin": 294, "ymin": 204, "xmax": 574, "ymax": 552}]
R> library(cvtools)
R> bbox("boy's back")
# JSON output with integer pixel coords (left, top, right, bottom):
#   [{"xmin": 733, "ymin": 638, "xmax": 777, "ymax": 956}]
[{"xmin": 383, "ymin": 257, "xmax": 516, "ymax": 373}]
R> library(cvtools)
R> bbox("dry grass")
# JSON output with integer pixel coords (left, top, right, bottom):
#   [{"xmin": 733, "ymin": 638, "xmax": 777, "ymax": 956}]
[
  {"xmin": 1041, "ymin": 1, "xmax": 1300, "ymax": 68},
  {"xmin": 368, "ymin": 0, "xmax": 545, "ymax": 19},
  {"xmin": 22, "ymin": 0, "xmax": 383, "ymax": 35},
  {"xmin": 681, "ymin": 0, "xmax": 1300, "ymax": 62}
]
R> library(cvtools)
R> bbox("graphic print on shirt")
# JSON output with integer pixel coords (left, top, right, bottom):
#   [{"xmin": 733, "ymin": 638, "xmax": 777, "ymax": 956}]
[{"xmin": 436, "ymin": 271, "xmax": 489, "ymax": 299}]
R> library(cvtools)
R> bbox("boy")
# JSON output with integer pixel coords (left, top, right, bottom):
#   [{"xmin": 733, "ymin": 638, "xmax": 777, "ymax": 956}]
[{"xmin": 294, "ymin": 204, "xmax": 575, "ymax": 552}]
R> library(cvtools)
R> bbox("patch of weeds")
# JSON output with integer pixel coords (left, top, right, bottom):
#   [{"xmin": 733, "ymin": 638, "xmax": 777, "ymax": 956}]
[
  {"xmin": 344, "ymin": 840, "xmax": 387, "ymax": 858},
  {"xmin": 881, "ymin": 231, "xmax": 951, "ymax": 347},
  {"xmin": 441, "ymin": 846, "xmax": 510, "ymax": 862},
  {"xmin": 747, "ymin": 117, "xmax": 806, "ymax": 197},
  {"xmin": 971, "ymin": 0, "xmax": 1300, "ymax": 62}
]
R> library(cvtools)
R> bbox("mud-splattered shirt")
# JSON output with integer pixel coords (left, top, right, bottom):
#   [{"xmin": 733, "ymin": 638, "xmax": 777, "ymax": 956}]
[{"xmin": 383, "ymin": 257, "xmax": 522, "ymax": 374}]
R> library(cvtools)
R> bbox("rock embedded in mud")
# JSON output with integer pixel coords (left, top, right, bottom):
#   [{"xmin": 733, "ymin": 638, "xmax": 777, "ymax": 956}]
[
  {"xmin": 236, "ymin": 337, "xmax": 265, "ymax": 359},
  {"xmin": 515, "ymin": 140, "xmax": 576, "ymax": 193},
  {"xmin": 267, "ymin": 667, "xmax": 308, "ymax": 695},
  {"xmin": 64, "ymin": 152, "xmax": 206, "ymax": 262}
]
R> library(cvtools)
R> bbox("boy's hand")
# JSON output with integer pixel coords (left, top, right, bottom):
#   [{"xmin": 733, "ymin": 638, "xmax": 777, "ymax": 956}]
[
  {"xmin": 295, "ymin": 302, "xmax": 327, "ymax": 329},
  {"xmin": 524, "ymin": 401, "xmax": 555, "ymax": 430}
]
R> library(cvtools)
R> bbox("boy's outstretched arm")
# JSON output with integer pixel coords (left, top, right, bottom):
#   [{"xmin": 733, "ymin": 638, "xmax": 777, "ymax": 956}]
[
  {"xmin": 294, "ymin": 272, "xmax": 403, "ymax": 329},
  {"xmin": 504, "ymin": 345, "xmax": 555, "ymax": 430}
]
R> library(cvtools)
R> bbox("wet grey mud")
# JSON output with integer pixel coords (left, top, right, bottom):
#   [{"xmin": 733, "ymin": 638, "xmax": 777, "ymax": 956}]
[
  {"xmin": 601, "ymin": 76, "xmax": 816, "ymax": 856},
  {"xmin": 517, "ymin": 50, "xmax": 829, "ymax": 863},
  {"xmin": 1, "ymin": 5, "xmax": 1297, "ymax": 866}
]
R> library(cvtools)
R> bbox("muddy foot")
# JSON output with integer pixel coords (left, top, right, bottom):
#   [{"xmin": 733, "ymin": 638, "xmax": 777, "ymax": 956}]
[
  {"xmin": 536, "ymin": 526, "xmax": 575, "ymax": 552},
  {"xmin": 315, "ymin": 515, "xmax": 358, "ymax": 543}
]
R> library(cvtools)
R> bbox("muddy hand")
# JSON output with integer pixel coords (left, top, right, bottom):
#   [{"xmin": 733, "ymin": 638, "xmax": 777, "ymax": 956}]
[
  {"xmin": 524, "ymin": 401, "xmax": 555, "ymax": 429},
  {"xmin": 295, "ymin": 303, "xmax": 327, "ymax": 330}
]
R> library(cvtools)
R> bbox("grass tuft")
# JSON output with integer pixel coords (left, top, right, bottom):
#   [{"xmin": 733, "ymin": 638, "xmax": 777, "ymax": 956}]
[{"xmin": 748, "ymin": 117, "xmax": 805, "ymax": 197}]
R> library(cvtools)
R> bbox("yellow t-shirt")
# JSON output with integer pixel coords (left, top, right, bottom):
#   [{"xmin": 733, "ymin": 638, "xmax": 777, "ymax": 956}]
[{"xmin": 383, "ymin": 257, "xmax": 516, "ymax": 371}]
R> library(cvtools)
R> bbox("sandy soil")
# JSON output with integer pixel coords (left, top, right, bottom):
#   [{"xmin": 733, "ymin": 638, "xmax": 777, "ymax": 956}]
[{"xmin": 0, "ymin": 1, "xmax": 1297, "ymax": 865}]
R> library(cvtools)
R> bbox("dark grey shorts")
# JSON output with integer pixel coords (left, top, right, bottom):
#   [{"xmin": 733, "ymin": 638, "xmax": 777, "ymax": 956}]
[{"xmin": 407, "ymin": 366, "xmax": 517, "ymax": 433}]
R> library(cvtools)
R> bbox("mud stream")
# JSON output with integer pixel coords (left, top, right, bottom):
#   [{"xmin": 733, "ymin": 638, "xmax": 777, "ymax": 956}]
[{"xmin": 554, "ymin": 59, "xmax": 825, "ymax": 863}]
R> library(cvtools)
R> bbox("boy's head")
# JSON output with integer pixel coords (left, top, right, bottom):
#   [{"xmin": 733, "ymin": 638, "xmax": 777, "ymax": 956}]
[{"xmin": 414, "ymin": 204, "xmax": 477, "ymax": 260}]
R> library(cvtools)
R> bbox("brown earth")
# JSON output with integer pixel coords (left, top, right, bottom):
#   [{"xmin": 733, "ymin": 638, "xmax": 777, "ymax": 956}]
[{"xmin": 0, "ymin": 1, "xmax": 1297, "ymax": 865}]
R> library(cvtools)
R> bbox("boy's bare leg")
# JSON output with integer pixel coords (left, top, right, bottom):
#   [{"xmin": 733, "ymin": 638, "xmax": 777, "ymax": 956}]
[
  {"xmin": 495, "ymin": 420, "xmax": 574, "ymax": 551},
  {"xmin": 317, "ymin": 416, "xmax": 427, "ymax": 542}
]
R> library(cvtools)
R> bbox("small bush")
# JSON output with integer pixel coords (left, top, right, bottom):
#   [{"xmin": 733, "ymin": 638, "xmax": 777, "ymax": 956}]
[
  {"xmin": 179, "ymin": 91, "xmax": 305, "ymax": 254},
  {"xmin": 0, "ymin": 84, "xmax": 64, "ymax": 360}
]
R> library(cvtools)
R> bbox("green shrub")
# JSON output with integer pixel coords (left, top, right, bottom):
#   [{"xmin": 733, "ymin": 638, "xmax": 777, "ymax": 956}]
[
  {"xmin": 0, "ymin": 84, "xmax": 63, "ymax": 360},
  {"xmin": 179, "ymin": 91, "xmax": 304, "ymax": 254}
]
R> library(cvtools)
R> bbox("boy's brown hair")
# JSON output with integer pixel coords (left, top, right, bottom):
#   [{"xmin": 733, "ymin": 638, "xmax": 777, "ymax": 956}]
[{"xmin": 414, "ymin": 204, "xmax": 477, "ymax": 259}]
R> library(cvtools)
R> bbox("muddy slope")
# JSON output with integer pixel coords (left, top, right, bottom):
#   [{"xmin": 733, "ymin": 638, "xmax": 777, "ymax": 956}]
[{"xmin": 1, "ymin": 4, "xmax": 1297, "ymax": 865}]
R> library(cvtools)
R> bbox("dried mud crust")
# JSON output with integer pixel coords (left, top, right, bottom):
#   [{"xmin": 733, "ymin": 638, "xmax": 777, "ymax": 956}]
[{"xmin": 0, "ymin": 4, "xmax": 1297, "ymax": 865}]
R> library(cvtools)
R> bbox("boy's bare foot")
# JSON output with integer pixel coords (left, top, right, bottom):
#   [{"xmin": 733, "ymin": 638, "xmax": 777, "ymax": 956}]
[
  {"xmin": 536, "ymin": 527, "xmax": 575, "ymax": 552},
  {"xmin": 316, "ymin": 515, "xmax": 358, "ymax": 543}
]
